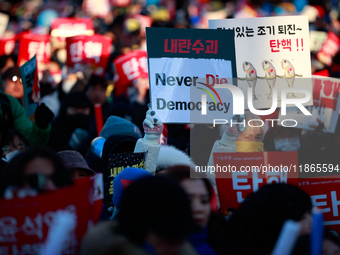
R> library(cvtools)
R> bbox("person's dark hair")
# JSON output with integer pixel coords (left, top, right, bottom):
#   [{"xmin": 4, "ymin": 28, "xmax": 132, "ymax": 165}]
[
  {"xmin": 0, "ymin": 147, "xmax": 73, "ymax": 196},
  {"xmin": 115, "ymin": 176, "xmax": 198, "ymax": 246},
  {"xmin": 86, "ymin": 75, "xmax": 107, "ymax": 90},
  {"xmin": 58, "ymin": 91, "xmax": 92, "ymax": 119},
  {"xmin": 7, "ymin": 129, "xmax": 30, "ymax": 147},
  {"xmin": 165, "ymin": 165, "xmax": 212, "ymax": 200},
  {"xmin": 0, "ymin": 54, "xmax": 15, "ymax": 71},
  {"xmin": 324, "ymin": 228, "xmax": 340, "ymax": 247},
  {"xmin": 229, "ymin": 183, "xmax": 312, "ymax": 253}
]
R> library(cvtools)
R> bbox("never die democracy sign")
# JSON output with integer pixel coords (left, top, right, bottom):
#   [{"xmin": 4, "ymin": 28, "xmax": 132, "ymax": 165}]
[{"xmin": 146, "ymin": 27, "xmax": 237, "ymax": 124}]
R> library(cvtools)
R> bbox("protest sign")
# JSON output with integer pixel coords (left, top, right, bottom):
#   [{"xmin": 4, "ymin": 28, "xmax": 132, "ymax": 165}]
[
  {"xmin": 209, "ymin": 16, "xmax": 313, "ymax": 109},
  {"xmin": 278, "ymin": 75, "xmax": 340, "ymax": 133},
  {"xmin": 146, "ymin": 27, "xmax": 237, "ymax": 124},
  {"xmin": 113, "ymin": 50, "xmax": 148, "ymax": 97},
  {"xmin": 104, "ymin": 152, "xmax": 145, "ymax": 214},
  {"xmin": 90, "ymin": 174, "xmax": 104, "ymax": 222},
  {"xmin": 0, "ymin": 13, "xmax": 9, "ymax": 38},
  {"xmin": 66, "ymin": 34, "xmax": 112, "ymax": 77},
  {"xmin": 0, "ymin": 35, "xmax": 16, "ymax": 56},
  {"xmin": 17, "ymin": 33, "xmax": 51, "ymax": 68},
  {"xmin": 0, "ymin": 176, "xmax": 102, "ymax": 254},
  {"xmin": 112, "ymin": 0, "xmax": 132, "ymax": 7},
  {"xmin": 51, "ymin": 18, "xmax": 94, "ymax": 38},
  {"xmin": 82, "ymin": 0, "xmax": 111, "ymax": 18},
  {"xmin": 298, "ymin": 177, "xmax": 340, "ymax": 235},
  {"xmin": 309, "ymin": 31, "xmax": 327, "ymax": 53},
  {"xmin": 19, "ymin": 55, "xmax": 40, "ymax": 117},
  {"xmin": 213, "ymin": 151, "xmax": 299, "ymax": 215},
  {"xmin": 316, "ymin": 31, "xmax": 340, "ymax": 66}
]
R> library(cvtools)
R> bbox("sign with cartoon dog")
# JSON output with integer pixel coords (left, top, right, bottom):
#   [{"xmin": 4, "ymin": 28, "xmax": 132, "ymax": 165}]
[{"xmin": 209, "ymin": 16, "xmax": 313, "ymax": 109}]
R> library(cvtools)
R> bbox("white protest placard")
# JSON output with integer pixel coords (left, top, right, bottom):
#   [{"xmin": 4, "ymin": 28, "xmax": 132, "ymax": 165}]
[
  {"xmin": 146, "ymin": 27, "xmax": 237, "ymax": 124},
  {"xmin": 278, "ymin": 75, "xmax": 340, "ymax": 133},
  {"xmin": 209, "ymin": 16, "xmax": 313, "ymax": 109},
  {"xmin": 0, "ymin": 13, "xmax": 9, "ymax": 38}
]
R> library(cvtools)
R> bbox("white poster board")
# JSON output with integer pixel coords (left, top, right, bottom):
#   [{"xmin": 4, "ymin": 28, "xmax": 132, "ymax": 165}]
[{"xmin": 209, "ymin": 16, "xmax": 313, "ymax": 109}]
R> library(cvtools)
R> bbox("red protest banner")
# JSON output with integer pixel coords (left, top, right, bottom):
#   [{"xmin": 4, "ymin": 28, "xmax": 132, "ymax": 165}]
[
  {"xmin": 51, "ymin": 18, "xmax": 94, "ymax": 38},
  {"xmin": 0, "ymin": 175, "xmax": 103, "ymax": 254},
  {"xmin": 298, "ymin": 177, "xmax": 340, "ymax": 235},
  {"xmin": 159, "ymin": 124, "xmax": 168, "ymax": 145},
  {"xmin": 316, "ymin": 31, "xmax": 340, "ymax": 66},
  {"xmin": 0, "ymin": 35, "xmax": 16, "ymax": 56},
  {"xmin": 17, "ymin": 34, "xmax": 51, "ymax": 67},
  {"xmin": 214, "ymin": 151, "xmax": 299, "ymax": 215},
  {"xmin": 112, "ymin": 0, "xmax": 132, "ymax": 8},
  {"xmin": 113, "ymin": 50, "xmax": 148, "ymax": 97},
  {"xmin": 66, "ymin": 34, "xmax": 112, "ymax": 77}
]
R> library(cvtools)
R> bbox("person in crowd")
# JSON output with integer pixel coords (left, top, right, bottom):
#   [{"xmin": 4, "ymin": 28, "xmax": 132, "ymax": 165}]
[
  {"xmin": 85, "ymin": 115, "xmax": 142, "ymax": 173},
  {"xmin": 47, "ymin": 91, "xmax": 92, "ymax": 152},
  {"xmin": 0, "ymin": 116, "xmax": 8, "ymax": 173},
  {"xmin": 0, "ymin": 147, "xmax": 72, "ymax": 198},
  {"xmin": 206, "ymin": 111, "xmax": 265, "ymax": 205},
  {"xmin": 264, "ymin": 125, "xmax": 302, "ymax": 151},
  {"xmin": 110, "ymin": 167, "xmax": 151, "ymax": 218},
  {"xmin": 57, "ymin": 150, "xmax": 96, "ymax": 179},
  {"xmin": 263, "ymin": 119, "xmax": 340, "ymax": 172},
  {"xmin": 227, "ymin": 183, "xmax": 312, "ymax": 254},
  {"xmin": 0, "ymin": 91, "xmax": 54, "ymax": 146},
  {"xmin": 0, "ymin": 55, "xmax": 15, "ymax": 76},
  {"xmin": 1, "ymin": 67, "xmax": 24, "ymax": 102},
  {"xmin": 71, "ymin": 75, "xmax": 114, "ymax": 155},
  {"xmin": 165, "ymin": 165, "xmax": 228, "ymax": 255},
  {"xmin": 2, "ymin": 129, "xmax": 30, "ymax": 162},
  {"xmin": 323, "ymin": 229, "xmax": 340, "ymax": 255},
  {"xmin": 80, "ymin": 176, "xmax": 198, "ymax": 255},
  {"xmin": 85, "ymin": 75, "xmax": 111, "ymax": 110}
]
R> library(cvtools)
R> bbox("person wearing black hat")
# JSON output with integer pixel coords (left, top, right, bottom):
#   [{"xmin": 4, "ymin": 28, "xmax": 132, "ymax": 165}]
[
  {"xmin": 1, "ymin": 67, "xmax": 24, "ymax": 101},
  {"xmin": 47, "ymin": 91, "xmax": 92, "ymax": 152},
  {"xmin": 0, "ymin": 92, "xmax": 54, "ymax": 147}
]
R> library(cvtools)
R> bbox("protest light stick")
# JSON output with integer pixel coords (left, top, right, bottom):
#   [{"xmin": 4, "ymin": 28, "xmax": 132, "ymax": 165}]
[
  {"xmin": 39, "ymin": 210, "xmax": 76, "ymax": 255},
  {"xmin": 271, "ymin": 220, "xmax": 301, "ymax": 255},
  {"xmin": 94, "ymin": 104, "xmax": 104, "ymax": 136},
  {"xmin": 310, "ymin": 210, "xmax": 324, "ymax": 255}
]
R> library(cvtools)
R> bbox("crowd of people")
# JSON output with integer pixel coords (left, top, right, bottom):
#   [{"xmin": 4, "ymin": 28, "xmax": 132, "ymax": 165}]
[{"xmin": 0, "ymin": 0, "xmax": 340, "ymax": 254}]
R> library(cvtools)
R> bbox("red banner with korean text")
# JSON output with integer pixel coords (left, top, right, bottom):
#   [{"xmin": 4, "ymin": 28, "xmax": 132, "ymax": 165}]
[
  {"xmin": 316, "ymin": 31, "xmax": 340, "ymax": 66},
  {"xmin": 0, "ymin": 35, "xmax": 16, "ymax": 56},
  {"xmin": 17, "ymin": 34, "xmax": 51, "ymax": 68},
  {"xmin": 298, "ymin": 177, "xmax": 340, "ymax": 235},
  {"xmin": 51, "ymin": 18, "xmax": 94, "ymax": 38},
  {"xmin": 214, "ymin": 151, "xmax": 299, "ymax": 215},
  {"xmin": 0, "ymin": 175, "xmax": 103, "ymax": 254},
  {"xmin": 113, "ymin": 50, "xmax": 148, "ymax": 97},
  {"xmin": 66, "ymin": 34, "xmax": 112, "ymax": 77},
  {"xmin": 0, "ymin": 32, "xmax": 30, "ymax": 57}
]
